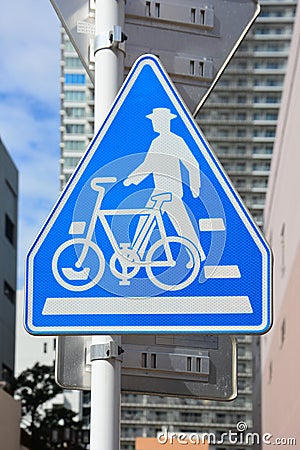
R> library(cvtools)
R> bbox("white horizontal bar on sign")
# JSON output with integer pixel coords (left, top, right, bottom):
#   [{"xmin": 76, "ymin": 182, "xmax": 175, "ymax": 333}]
[
  {"xmin": 204, "ymin": 265, "xmax": 241, "ymax": 279},
  {"xmin": 43, "ymin": 296, "xmax": 252, "ymax": 315},
  {"xmin": 199, "ymin": 218, "xmax": 225, "ymax": 231}
]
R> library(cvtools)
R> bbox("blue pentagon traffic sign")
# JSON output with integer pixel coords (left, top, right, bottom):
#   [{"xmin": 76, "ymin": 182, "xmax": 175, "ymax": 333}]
[{"xmin": 25, "ymin": 55, "xmax": 272, "ymax": 335}]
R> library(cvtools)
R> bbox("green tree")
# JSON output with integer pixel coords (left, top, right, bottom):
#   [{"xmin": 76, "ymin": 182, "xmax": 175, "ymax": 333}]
[
  {"xmin": 14, "ymin": 363, "xmax": 62, "ymax": 437},
  {"xmin": 38, "ymin": 406, "xmax": 85, "ymax": 449},
  {"xmin": 14, "ymin": 363, "xmax": 84, "ymax": 450}
]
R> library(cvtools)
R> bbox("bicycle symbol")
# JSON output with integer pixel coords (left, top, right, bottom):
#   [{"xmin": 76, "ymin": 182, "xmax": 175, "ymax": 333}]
[{"xmin": 52, "ymin": 177, "xmax": 203, "ymax": 292}]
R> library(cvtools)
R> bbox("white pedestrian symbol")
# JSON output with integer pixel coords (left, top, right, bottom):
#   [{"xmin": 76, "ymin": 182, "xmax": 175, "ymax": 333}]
[
  {"xmin": 124, "ymin": 108, "xmax": 206, "ymax": 262},
  {"xmin": 52, "ymin": 108, "xmax": 207, "ymax": 292}
]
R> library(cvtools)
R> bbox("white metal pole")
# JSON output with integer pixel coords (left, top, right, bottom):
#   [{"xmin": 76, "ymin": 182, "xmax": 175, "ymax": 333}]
[
  {"xmin": 90, "ymin": 1, "xmax": 125, "ymax": 450},
  {"xmin": 94, "ymin": 0, "xmax": 125, "ymax": 128}
]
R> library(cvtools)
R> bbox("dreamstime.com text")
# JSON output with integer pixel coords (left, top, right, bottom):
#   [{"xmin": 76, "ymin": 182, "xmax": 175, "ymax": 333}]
[{"xmin": 157, "ymin": 422, "xmax": 297, "ymax": 446}]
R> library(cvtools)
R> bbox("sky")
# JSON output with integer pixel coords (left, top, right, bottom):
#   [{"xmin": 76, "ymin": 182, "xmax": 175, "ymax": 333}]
[{"xmin": 0, "ymin": 1, "xmax": 61, "ymax": 287}]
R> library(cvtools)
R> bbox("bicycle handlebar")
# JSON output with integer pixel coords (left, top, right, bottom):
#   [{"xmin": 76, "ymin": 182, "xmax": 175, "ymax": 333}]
[{"xmin": 91, "ymin": 177, "xmax": 117, "ymax": 190}]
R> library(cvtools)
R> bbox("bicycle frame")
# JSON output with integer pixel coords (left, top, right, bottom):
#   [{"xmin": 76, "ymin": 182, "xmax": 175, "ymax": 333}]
[{"xmin": 75, "ymin": 179, "xmax": 174, "ymax": 269}]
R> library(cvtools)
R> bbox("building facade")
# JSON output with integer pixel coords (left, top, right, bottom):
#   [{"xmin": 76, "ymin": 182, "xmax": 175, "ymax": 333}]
[
  {"xmin": 58, "ymin": 1, "xmax": 298, "ymax": 449},
  {"xmin": 262, "ymin": 1, "xmax": 300, "ymax": 446},
  {"xmin": 0, "ymin": 388, "xmax": 22, "ymax": 450},
  {"xmin": 0, "ymin": 137, "xmax": 18, "ymax": 391}
]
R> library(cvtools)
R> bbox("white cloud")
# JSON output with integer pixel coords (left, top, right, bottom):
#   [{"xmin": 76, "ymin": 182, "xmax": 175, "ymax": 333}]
[
  {"xmin": 0, "ymin": 1, "xmax": 60, "ymax": 104},
  {"xmin": 0, "ymin": 97, "xmax": 60, "ymax": 286},
  {"xmin": 0, "ymin": 0, "xmax": 61, "ymax": 287}
]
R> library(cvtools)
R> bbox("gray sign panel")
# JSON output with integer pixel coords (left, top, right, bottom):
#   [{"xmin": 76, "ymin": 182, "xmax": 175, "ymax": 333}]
[
  {"xmin": 56, "ymin": 335, "xmax": 237, "ymax": 400},
  {"xmin": 50, "ymin": 0, "xmax": 260, "ymax": 115}
]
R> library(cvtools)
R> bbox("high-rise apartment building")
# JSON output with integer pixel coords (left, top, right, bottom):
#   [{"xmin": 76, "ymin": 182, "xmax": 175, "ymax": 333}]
[
  {"xmin": 58, "ymin": 1, "xmax": 298, "ymax": 449},
  {"xmin": 0, "ymin": 137, "xmax": 18, "ymax": 391},
  {"xmin": 200, "ymin": 0, "xmax": 297, "ymax": 228}
]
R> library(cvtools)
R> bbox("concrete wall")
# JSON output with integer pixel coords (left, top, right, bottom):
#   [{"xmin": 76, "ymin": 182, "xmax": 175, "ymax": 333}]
[
  {"xmin": 262, "ymin": 2, "xmax": 300, "ymax": 447},
  {"xmin": 0, "ymin": 389, "xmax": 21, "ymax": 450}
]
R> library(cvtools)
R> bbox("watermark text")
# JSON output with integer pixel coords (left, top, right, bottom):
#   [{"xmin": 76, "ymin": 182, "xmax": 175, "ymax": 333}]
[{"xmin": 157, "ymin": 422, "xmax": 296, "ymax": 446}]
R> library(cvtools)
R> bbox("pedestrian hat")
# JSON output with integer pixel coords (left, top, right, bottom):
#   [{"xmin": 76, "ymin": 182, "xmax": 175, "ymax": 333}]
[{"xmin": 146, "ymin": 108, "xmax": 177, "ymax": 121}]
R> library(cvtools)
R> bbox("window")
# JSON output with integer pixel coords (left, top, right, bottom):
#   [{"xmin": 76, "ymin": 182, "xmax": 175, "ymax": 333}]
[
  {"xmin": 219, "ymin": 79, "xmax": 230, "ymax": 86},
  {"xmin": 281, "ymin": 223, "xmax": 286, "ymax": 276},
  {"xmin": 238, "ymin": 61, "xmax": 247, "ymax": 70},
  {"xmin": 150, "ymin": 353, "xmax": 157, "ymax": 368},
  {"xmin": 64, "ymin": 141, "xmax": 85, "ymax": 151},
  {"xmin": 266, "ymin": 96, "xmax": 280, "ymax": 104},
  {"xmin": 216, "ymin": 413, "xmax": 226, "ymax": 424},
  {"xmin": 252, "ymin": 178, "xmax": 268, "ymax": 188},
  {"xmin": 190, "ymin": 60, "xmax": 195, "ymax": 75},
  {"xmin": 64, "ymin": 157, "xmax": 81, "ymax": 168},
  {"xmin": 266, "ymin": 79, "xmax": 282, "ymax": 87},
  {"xmin": 65, "ymin": 91, "xmax": 86, "ymax": 102},
  {"xmin": 237, "ymin": 162, "xmax": 246, "ymax": 172},
  {"xmin": 237, "ymin": 96, "xmax": 246, "ymax": 104},
  {"xmin": 199, "ymin": 61, "xmax": 204, "ymax": 77},
  {"xmin": 4, "ymin": 281, "xmax": 15, "ymax": 304},
  {"xmin": 65, "ymin": 57, "xmax": 83, "ymax": 68},
  {"xmin": 265, "ymin": 129, "xmax": 275, "ymax": 137},
  {"xmin": 237, "ymin": 129, "xmax": 246, "ymax": 137},
  {"xmin": 146, "ymin": 1, "xmax": 151, "ymax": 16},
  {"xmin": 238, "ymin": 379, "xmax": 245, "ymax": 390},
  {"xmin": 82, "ymin": 391, "xmax": 91, "ymax": 405},
  {"xmin": 266, "ymin": 113, "xmax": 278, "ymax": 120},
  {"xmin": 236, "ymin": 179, "xmax": 246, "ymax": 188},
  {"xmin": 191, "ymin": 8, "xmax": 196, "ymax": 23},
  {"xmin": 238, "ymin": 345, "xmax": 246, "ymax": 356},
  {"xmin": 217, "ymin": 146, "xmax": 228, "ymax": 155},
  {"xmin": 200, "ymin": 8, "xmax": 206, "ymax": 25},
  {"xmin": 82, "ymin": 407, "xmax": 91, "ymax": 427},
  {"xmin": 281, "ymin": 318, "xmax": 286, "ymax": 348},
  {"xmin": 180, "ymin": 411, "xmax": 202, "ymax": 422},
  {"xmin": 266, "ymin": 62, "xmax": 281, "ymax": 70},
  {"xmin": 252, "ymin": 146, "xmax": 273, "ymax": 155},
  {"xmin": 65, "ymin": 124, "xmax": 85, "ymax": 134},
  {"xmin": 268, "ymin": 360, "xmax": 273, "ymax": 384},
  {"xmin": 65, "ymin": 107, "xmax": 85, "ymax": 118},
  {"xmin": 218, "ymin": 96, "xmax": 229, "ymax": 104},
  {"xmin": 5, "ymin": 214, "xmax": 15, "ymax": 245},
  {"xmin": 238, "ymin": 362, "xmax": 247, "ymax": 373},
  {"xmin": 154, "ymin": 411, "xmax": 167, "ymax": 421},
  {"xmin": 237, "ymin": 146, "xmax": 246, "ymax": 154},
  {"xmin": 65, "ymin": 73, "xmax": 85, "ymax": 84},
  {"xmin": 253, "ymin": 162, "xmax": 270, "ymax": 172},
  {"xmin": 43, "ymin": 342, "xmax": 48, "ymax": 354}
]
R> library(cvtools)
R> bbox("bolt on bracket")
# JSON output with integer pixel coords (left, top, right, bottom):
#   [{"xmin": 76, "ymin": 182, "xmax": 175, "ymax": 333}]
[{"xmin": 90, "ymin": 340, "xmax": 124, "ymax": 362}]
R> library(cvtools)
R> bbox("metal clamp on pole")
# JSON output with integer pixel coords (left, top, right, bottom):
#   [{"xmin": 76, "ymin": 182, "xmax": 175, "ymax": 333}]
[
  {"xmin": 90, "ymin": 340, "xmax": 124, "ymax": 362},
  {"xmin": 94, "ymin": 25, "xmax": 127, "ymax": 55}
]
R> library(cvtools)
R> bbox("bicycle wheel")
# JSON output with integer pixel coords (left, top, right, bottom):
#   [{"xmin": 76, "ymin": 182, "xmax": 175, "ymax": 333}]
[
  {"xmin": 52, "ymin": 238, "xmax": 105, "ymax": 291},
  {"xmin": 145, "ymin": 236, "xmax": 200, "ymax": 291}
]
